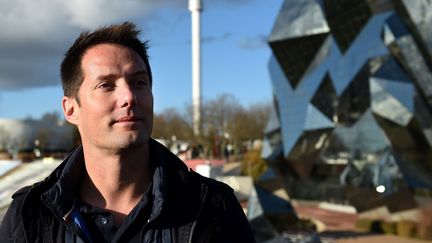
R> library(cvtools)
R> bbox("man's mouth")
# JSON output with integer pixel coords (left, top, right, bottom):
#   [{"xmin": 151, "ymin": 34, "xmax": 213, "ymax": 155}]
[{"xmin": 115, "ymin": 116, "xmax": 143, "ymax": 123}]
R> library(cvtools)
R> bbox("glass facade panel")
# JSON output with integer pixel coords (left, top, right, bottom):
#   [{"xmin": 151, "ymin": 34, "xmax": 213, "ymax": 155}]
[
  {"xmin": 400, "ymin": 0, "xmax": 432, "ymax": 57},
  {"xmin": 262, "ymin": 0, "xmax": 432, "ymax": 222},
  {"xmin": 321, "ymin": 0, "xmax": 372, "ymax": 52},
  {"xmin": 304, "ymin": 104, "xmax": 334, "ymax": 130},
  {"xmin": 370, "ymin": 78, "xmax": 413, "ymax": 126},
  {"xmin": 311, "ymin": 74, "xmax": 337, "ymax": 120},
  {"xmin": 269, "ymin": 0, "xmax": 329, "ymax": 42}
]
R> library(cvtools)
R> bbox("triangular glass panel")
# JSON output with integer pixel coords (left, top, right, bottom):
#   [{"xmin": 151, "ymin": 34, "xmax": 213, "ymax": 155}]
[
  {"xmin": 304, "ymin": 104, "xmax": 334, "ymax": 131},
  {"xmin": 269, "ymin": 0, "xmax": 329, "ymax": 42},
  {"xmin": 336, "ymin": 62, "xmax": 370, "ymax": 125},
  {"xmin": 269, "ymin": 34, "xmax": 329, "ymax": 88},
  {"xmin": 265, "ymin": 102, "xmax": 280, "ymax": 134},
  {"xmin": 255, "ymin": 186, "xmax": 295, "ymax": 215},
  {"xmin": 370, "ymin": 78, "xmax": 413, "ymax": 126},
  {"xmin": 311, "ymin": 73, "xmax": 337, "ymax": 121},
  {"xmin": 374, "ymin": 77, "xmax": 414, "ymax": 112},
  {"xmin": 321, "ymin": 0, "xmax": 372, "ymax": 52},
  {"xmin": 373, "ymin": 56, "xmax": 411, "ymax": 82},
  {"xmin": 383, "ymin": 24, "xmax": 395, "ymax": 45}
]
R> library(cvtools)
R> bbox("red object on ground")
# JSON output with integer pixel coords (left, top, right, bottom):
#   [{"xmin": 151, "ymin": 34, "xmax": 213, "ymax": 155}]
[
  {"xmin": 184, "ymin": 159, "xmax": 226, "ymax": 171},
  {"xmin": 293, "ymin": 204, "xmax": 358, "ymax": 231}
]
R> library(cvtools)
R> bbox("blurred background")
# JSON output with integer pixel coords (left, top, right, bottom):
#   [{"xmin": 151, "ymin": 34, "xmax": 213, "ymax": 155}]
[{"xmin": 1, "ymin": 0, "xmax": 432, "ymax": 242}]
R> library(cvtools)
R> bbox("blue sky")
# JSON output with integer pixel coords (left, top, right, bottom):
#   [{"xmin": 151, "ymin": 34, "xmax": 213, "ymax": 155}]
[{"xmin": 0, "ymin": 0, "xmax": 283, "ymax": 119}]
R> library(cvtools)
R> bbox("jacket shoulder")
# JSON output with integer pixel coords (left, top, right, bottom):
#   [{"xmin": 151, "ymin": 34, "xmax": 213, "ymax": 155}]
[
  {"xmin": 182, "ymin": 171, "xmax": 257, "ymax": 242},
  {"xmin": 4, "ymin": 184, "xmax": 34, "ymax": 222},
  {"xmin": 11, "ymin": 185, "xmax": 32, "ymax": 199},
  {"xmin": 0, "ymin": 186, "xmax": 33, "ymax": 241},
  {"xmin": 186, "ymin": 169, "xmax": 234, "ymax": 194}
]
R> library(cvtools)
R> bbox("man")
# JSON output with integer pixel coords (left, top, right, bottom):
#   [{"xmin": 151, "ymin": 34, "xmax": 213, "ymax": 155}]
[{"xmin": 0, "ymin": 22, "xmax": 256, "ymax": 243}]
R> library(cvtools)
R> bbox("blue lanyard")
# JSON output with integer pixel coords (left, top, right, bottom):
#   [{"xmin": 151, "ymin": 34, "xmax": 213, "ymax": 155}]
[{"xmin": 70, "ymin": 205, "xmax": 93, "ymax": 243}]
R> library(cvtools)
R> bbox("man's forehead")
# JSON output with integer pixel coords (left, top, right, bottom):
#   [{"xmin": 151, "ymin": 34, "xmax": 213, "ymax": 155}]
[
  {"xmin": 83, "ymin": 43, "xmax": 140, "ymax": 62},
  {"xmin": 81, "ymin": 44, "xmax": 147, "ymax": 75}
]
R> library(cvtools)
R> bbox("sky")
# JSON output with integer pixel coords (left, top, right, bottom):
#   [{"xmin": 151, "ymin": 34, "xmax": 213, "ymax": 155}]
[{"xmin": 0, "ymin": 0, "xmax": 283, "ymax": 119}]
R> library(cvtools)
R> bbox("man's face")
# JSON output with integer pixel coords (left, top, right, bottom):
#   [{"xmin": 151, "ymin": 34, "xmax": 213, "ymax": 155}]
[{"xmin": 63, "ymin": 43, "xmax": 153, "ymax": 152}]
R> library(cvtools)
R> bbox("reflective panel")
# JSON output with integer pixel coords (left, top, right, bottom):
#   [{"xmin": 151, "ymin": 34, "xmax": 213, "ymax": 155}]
[
  {"xmin": 370, "ymin": 78, "xmax": 413, "ymax": 126},
  {"xmin": 336, "ymin": 62, "xmax": 371, "ymax": 126},
  {"xmin": 269, "ymin": 0, "xmax": 329, "ymax": 42},
  {"xmin": 321, "ymin": 0, "xmax": 372, "ymax": 52},
  {"xmin": 373, "ymin": 77, "xmax": 413, "ymax": 111},
  {"xmin": 339, "ymin": 149, "xmax": 405, "ymax": 195},
  {"xmin": 253, "ymin": 185, "xmax": 298, "ymax": 233},
  {"xmin": 329, "ymin": 13, "xmax": 390, "ymax": 95},
  {"xmin": 262, "ymin": 103, "xmax": 282, "ymax": 159},
  {"xmin": 269, "ymin": 0, "xmax": 330, "ymax": 88},
  {"xmin": 393, "ymin": 36, "xmax": 432, "ymax": 101},
  {"xmin": 372, "ymin": 56, "xmax": 410, "ymax": 82},
  {"xmin": 384, "ymin": 13, "xmax": 409, "ymax": 40},
  {"xmin": 399, "ymin": 0, "xmax": 432, "ymax": 58},
  {"xmin": 265, "ymin": 102, "xmax": 281, "ymax": 134},
  {"xmin": 414, "ymin": 95, "xmax": 432, "ymax": 146},
  {"xmin": 311, "ymin": 74, "xmax": 337, "ymax": 120},
  {"xmin": 269, "ymin": 34, "xmax": 329, "ymax": 88},
  {"xmin": 304, "ymin": 104, "xmax": 334, "ymax": 130},
  {"xmin": 330, "ymin": 110, "xmax": 389, "ymax": 154},
  {"xmin": 301, "ymin": 35, "xmax": 336, "ymax": 81},
  {"xmin": 269, "ymin": 55, "xmax": 310, "ymax": 157},
  {"xmin": 287, "ymin": 129, "xmax": 333, "ymax": 178},
  {"xmin": 383, "ymin": 24, "xmax": 396, "ymax": 45},
  {"xmin": 262, "ymin": 0, "xmax": 432, "ymax": 236}
]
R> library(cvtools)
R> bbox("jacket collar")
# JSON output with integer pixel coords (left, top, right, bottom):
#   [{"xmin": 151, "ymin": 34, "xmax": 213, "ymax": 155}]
[
  {"xmin": 40, "ymin": 145, "xmax": 84, "ymax": 221},
  {"xmin": 147, "ymin": 138, "xmax": 189, "ymax": 220},
  {"xmin": 38, "ymin": 139, "xmax": 190, "ymax": 222}
]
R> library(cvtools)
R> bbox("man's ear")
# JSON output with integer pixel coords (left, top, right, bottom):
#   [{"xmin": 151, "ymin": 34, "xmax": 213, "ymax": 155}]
[{"xmin": 62, "ymin": 96, "xmax": 79, "ymax": 126}]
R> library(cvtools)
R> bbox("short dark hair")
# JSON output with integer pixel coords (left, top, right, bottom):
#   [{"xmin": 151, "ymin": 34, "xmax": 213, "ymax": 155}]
[{"xmin": 60, "ymin": 22, "xmax": 152, "ymax": 100}]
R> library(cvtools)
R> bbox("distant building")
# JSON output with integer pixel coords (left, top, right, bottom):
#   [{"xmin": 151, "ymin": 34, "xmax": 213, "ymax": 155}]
[
  {"xmin": 0, "ymin": 118, "xmax": 74, "ymax": 158},
  {"xmin": 0, "ymin": 149, "xmax": 12, "ymax": 160}
]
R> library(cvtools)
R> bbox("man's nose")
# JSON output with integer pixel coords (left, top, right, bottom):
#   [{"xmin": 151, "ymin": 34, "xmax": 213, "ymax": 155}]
[{"xmin": 118, "ymin": 83, "xmax": 136, "ymax": 108}]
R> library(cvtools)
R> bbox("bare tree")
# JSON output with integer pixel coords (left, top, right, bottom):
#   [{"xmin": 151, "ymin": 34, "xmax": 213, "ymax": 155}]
[
  {"xmin": 201, "ymin": 93, "xmax": 242, "ymax": 137},
  {"xmin": 152, "ymin": 108, "xmax": 194, "ymax": 145},
  {"xmin": 152, "ymin": 93, "xmax": 272, "ymax": 160},
  {"xmin": 199, "ymin": 94, "xmax": 271, "ymax": 159}
]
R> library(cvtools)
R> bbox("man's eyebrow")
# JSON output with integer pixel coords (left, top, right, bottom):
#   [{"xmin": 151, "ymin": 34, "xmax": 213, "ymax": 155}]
[
  {"xmin": 94, "ymin": 70, "xmax": 148, "ymax": 81},
  {"xmin": 95, "ymin": 73, "xmax": 118, "ymax": 81},
  {"xmin": 129, "ymin": 70, "xmax": 148, "ymax": 77}
]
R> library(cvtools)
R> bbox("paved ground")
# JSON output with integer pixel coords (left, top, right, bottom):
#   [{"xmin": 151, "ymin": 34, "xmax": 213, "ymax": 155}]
[
  {"xmin": 0, "ymin": 160, "xmax": 61, "ymax": 222},
  {"xmin": 335, "ymin": 235, "xmax": 431, "ymax": 243},
  {"xmin": 288, "ymin": 201, "xmax": 432, "ymax": 242},
  {"xmin": 293, "ymin": 202, "xmax": 358, "ymax": 232}
]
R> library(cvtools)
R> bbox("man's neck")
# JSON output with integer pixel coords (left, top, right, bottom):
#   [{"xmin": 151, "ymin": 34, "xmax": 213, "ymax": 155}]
[{"xmin": 79, "ymin": 142, "xmax": 153, "ymax": 226}]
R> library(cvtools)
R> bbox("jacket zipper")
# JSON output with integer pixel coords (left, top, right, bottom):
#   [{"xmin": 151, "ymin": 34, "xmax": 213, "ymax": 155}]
[
  {"xmin": 42, "ymin": 197, "xmax": 87, "ymax": 242},
  {"xmin": 188, "ymin": 183, "xmax": 208, "ymax": 243},
  {"xmin": 135, "ymin": 200, "xmax": 163, "ymax": 242},
  {"xmin": 20, "ymin": 183, "xmax": 86, "ymax": 242}
]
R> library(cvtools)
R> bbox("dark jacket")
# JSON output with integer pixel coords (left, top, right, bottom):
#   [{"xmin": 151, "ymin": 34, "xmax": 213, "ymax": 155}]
[{"xmin": 0, "ymin": 139, "xmax": 256, "ymax": 242}]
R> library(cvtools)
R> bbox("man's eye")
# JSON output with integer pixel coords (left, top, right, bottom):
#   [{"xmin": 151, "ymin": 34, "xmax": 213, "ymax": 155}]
[
  {"xmin": 135, "ymin": 80, "xmax": 149, "ymax": 88},
  {"xmin": 97, "ymin": 82, "xmax": 114, "ymax": 90}
]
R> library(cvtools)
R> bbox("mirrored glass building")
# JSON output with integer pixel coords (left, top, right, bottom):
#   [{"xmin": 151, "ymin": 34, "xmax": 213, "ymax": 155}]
[{"xmin": 261, "ymin": 0, "xmax": 432, "ymax": 215}]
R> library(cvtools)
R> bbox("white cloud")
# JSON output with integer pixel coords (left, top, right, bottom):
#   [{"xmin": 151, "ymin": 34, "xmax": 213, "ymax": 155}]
[
  {"xmin": 0, "ymin": 0, "xmax": 253, "ymax": 90},
  {"xmin": 0, "ymin": 0, "xmax": 186, "ymax": 90},
  {"xmin": 64, "ymin": 0, "xmax": 167, "ymax": 29},
  {"xmin": 0, "ymin": 0, "xmax": 185, "ymax": 41},
  {"xmin": 1, "ymin": 0, "xmax": 70, "ymax": 42}
]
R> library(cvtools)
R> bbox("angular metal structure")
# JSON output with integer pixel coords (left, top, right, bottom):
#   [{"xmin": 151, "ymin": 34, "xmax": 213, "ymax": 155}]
[{"xmin": 263, "ymin": 0, "xmax": 432, "ymax": 208}]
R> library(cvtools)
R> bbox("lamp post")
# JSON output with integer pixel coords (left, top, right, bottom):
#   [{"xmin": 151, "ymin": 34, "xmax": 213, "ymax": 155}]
[{"xmin": 189, "ymin": 0, "xmax": 202, "ymax": 136}]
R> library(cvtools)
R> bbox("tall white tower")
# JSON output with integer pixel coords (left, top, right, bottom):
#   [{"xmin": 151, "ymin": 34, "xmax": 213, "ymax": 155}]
[{"xmin": 189, "ymin": 0, "xmax": 202, "ymax": 136}]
